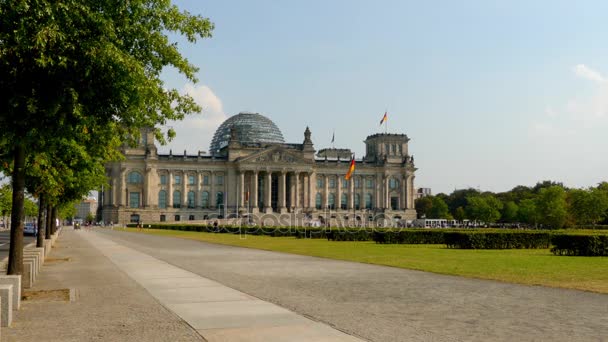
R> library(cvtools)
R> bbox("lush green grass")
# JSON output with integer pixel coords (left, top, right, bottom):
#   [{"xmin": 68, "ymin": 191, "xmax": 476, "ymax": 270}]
[{"xmin": 123, "ymin": 227, "xmax": 608, "ymax": 293}]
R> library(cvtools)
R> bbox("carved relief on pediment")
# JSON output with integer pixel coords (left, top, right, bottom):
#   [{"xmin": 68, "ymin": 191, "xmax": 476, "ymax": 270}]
[{"xmin": 252, "ymin": 151, "xmax": 296, "ymax": 163}]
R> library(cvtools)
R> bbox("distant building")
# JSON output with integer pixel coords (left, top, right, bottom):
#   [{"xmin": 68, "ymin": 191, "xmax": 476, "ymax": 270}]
[
  {"xmin": 101, "ymin": 112, "xmax": 419, "ymax": 224},
  {"xmin": 415, "ymin": 187, "xmax": 432, "ymax": 200},
  {"xmin": 75, "ymin": 198, "xmax": 98, "ymax": 221}
]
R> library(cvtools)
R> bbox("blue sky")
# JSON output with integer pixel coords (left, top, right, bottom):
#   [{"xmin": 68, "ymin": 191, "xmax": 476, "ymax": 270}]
[{"xmin": 160, "ymin": 0, "xmax": 608, "ymax": 194}]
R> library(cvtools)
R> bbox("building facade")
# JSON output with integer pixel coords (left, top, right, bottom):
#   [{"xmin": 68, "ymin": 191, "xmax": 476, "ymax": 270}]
[
  {"xmin": 100, "ymin": 112, "xmax": 417, "ymax": 225},
  {"xmin": 75, "ymin": 198, "xmax": 98, "ymax": 221}
]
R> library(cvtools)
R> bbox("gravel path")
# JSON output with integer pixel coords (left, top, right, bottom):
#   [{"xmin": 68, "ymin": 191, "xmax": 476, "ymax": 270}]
[{"xmin": 97, "ymin": 229, "xmax": 608, "ymax": 342}]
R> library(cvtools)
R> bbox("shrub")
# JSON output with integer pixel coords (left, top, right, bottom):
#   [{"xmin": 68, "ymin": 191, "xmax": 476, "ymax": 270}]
[
  {"xmin": 551, "ymin": 235, "xmax": 608, "ymax": 256},
  {"xmin": 444, "ymin": 232, "xmax": 552, "ymax": 249},
  {"xmin": 373, "ymin": 230, "xmax": 447, "ymax": 244}
]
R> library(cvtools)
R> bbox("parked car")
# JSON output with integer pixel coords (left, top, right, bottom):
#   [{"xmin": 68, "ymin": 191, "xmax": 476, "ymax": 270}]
[{"xmin": 24, "ymin": 222, "xmax": 37, "ymax": 236}]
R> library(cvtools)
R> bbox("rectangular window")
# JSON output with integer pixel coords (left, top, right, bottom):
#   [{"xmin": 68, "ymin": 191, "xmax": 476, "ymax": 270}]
[
  {"xmin": 317, "ymin": 178, "xmax": 324, "ymax": 188},
  {"xmin": 160, "ymin": 215, "xmax": 166, "ymax": 222},
  {"xmin": 366, "ymin": 179, "xmax": 374, "ymax": 188},
  {"xmin": 354, "ymin": 178, "xmax": 361, "ymax": 188},
  {"xmin": 160, "ymin": 175, "xmax": 167, "ymax": 185},
  {"xmin": 329, "ymin": 178, "xmax": 336, "ymax": 188},
  {"xmin": 188, "ymin": 175, "xmax": 195, "ymax": 185},
  {"xmin": 129, "ymin": 192, "xmax": 140, "ymax": 208},
  {"xmin": 203, "ymin": 175, "xmax": 210, "ymax": 185},
  {"xmin": 174, "ymin": 175, "xmax": 181, "ymax": 185},
  {"xmin": 216, "ymin": 175, "xmax": 224, "ymax": 185},
  {"xmin": 342, "ymin": 179, "xmax": 348, "ymax": 188},
  {"xmin": 174, "ymin": 215, "xmax": 180, "ymax": 222}
]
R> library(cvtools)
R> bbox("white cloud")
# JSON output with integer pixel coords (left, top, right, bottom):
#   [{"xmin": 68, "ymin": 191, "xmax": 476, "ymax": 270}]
[
  {"xmin": 160, "ymin": 84, "xmax": 228, "ymax": 154},
  {"xmin": 573, "ymin": 64, "xmax": 605, "ymax": 83}
]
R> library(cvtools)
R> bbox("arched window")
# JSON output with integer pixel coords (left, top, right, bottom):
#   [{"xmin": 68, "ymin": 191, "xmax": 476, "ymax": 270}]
[
  {"xmin": 341, "ymin": 193, "xmax": 347, "ymax": 210},
  {"xmin": 187, "ymin": 191, "xmax": 195, "ymax": 208},
  {"xmin": 158, "ymin": 190, "xmax": 167, "ymax": 209},
  {"xmin": 315, "ymin": 193, "xmax": 322, "ymax": 209},
  {"xmin": 328, "ymin": 193, "xmax": 336, "ymax": 209},
  {"xmin": 355, "ymin": 194, "xmax": 361, "ymax": 210},
  {"xmin": 216, "ymin": 192, "xmax": 224, "ymax": 207},
  {"xmin": 201, "ymin": 191, "xmax": 209, "ymax": 208},
  {"xmin": 365, "ymin": 193, "xmax": 373, "ymax": 209},
  {"xmin": 173, "ymin": 190, "xmax": 181, "ymax": 208},
  {"xmin": 128, "ymin": 171, "xmax": 143, "ymax": 184},
  {"xmin": 389, "ymin": 178, "xmax": 399, "ymax": 189}
]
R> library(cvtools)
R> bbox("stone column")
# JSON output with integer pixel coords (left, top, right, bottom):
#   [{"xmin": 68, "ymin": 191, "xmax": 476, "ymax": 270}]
[
  {"xmin": 336, "ymin": 175, "xmax": 342, "ymax": 210},
  {"xmin": 120, "ymin": 168, "xmax": 127, "ymax": 207},
  {"xmin": 252, "ymin": 171, "xmax": 259, "ymax": 213},
  {"xmin": 384, "ymin": 176, "xmax": 389, "ymax": 209},
  {"xmin": 409, "ymin": 176, "xmax": 415, "ymax": 209},
  {"xmin": 197, "ymin": 171, "xmax": 202, "ymax": 208},
  {"xmin": 111, "ymin": 178, "xmax": 117, "ymax": 206},
  {"xmin": 308, "ymin": 172, "xmax": 315, "ymax": 209},
  {"xmin": 323, "ymin": 175, "xmax": 329, "ymax": 209},
  {"xmin": 348, "ymin": 177, "xmax": 354, "ymax": 209},
  {"xmin": 402, "ymin": 175, "xmax": 407, "ymax": 210},
  {"xmin": 265, "ymin": 172, "xmax": 272, "ymax": 213},
  {"xmin": 375, "ymin": 174, "xmax": 382, "ymax": 208},
  {"xmin": 239, "ymin": 171, "xmax": 245, "ymax": 210},
  {"xmin": 294, "ymin": 172, "xmax": 300, "ymax": 210},
  {"xmin": 279, "ymin": 171, "xmax": 287, "ymax": 213},
  {"xmin": 209, "ymin": 171, "xmax": 215, "ymax": 209},
  {"xmin": 168, "ymin": 170, "xmax": 173, "ymax": 208},
  {"xmin": 182, "ymin": 171, "xmax": 187, "ymax": 208},
  {"xmin": 143, "ymin": 167, "xmax": 151, "ymax": 207}
]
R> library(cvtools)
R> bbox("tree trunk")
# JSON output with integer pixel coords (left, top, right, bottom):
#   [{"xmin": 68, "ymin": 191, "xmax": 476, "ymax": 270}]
[
  {"xmin": 36, "ymin": 194, "xmax": 45, "ymax": 248},
  {"xmin": 50, "ymin": 206, "xmax": 57, "ymax": 234},
  {"xmin": 7, "ymin": 144, "xmax": 25, "ymax": 276},
  {"xmin": 45, "ymin": 203, "xmax": 52, "ymax": 240}
]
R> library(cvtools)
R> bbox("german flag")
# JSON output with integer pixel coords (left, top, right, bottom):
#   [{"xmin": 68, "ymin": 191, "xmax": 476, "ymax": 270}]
[
  {"xmin": 380, "ymin": 111, "xmax": 388, "ymax": 125},
  {"xmin": 345, "ymin": 155, "xmax": 356, "ymax": 180}
]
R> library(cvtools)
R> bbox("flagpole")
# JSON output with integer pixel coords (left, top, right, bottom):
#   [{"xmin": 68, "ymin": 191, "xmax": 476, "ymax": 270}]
[{"xmin": 385, "ymin": 108, "xmax": 388, "ymax": 134}]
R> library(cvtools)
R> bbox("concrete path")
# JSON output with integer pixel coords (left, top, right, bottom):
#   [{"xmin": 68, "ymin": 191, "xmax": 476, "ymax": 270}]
[
  {"xmin": 3, "ymin": 229, "xmax": 202, "ymax": 342},
  {"xmin": 95, "ymin": 229, "xmax": 608, "ymax": 342},
  {"xmin": 80, "ymin": 231, "xmax": 363, "ymax": 341}
]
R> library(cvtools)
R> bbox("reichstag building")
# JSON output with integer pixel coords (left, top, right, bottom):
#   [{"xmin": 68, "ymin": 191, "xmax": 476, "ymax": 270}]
[{"xmin": 100, "ymin": 112, "xmax": 417, "ymax": 225}]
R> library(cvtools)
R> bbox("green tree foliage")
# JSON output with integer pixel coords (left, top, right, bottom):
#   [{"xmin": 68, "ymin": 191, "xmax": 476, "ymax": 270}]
[
  {"xmin": 518, "ymin": 199, "xmax": 538, "ymax": 226},
  {"xmin": 23, "ymin": 198, "xmax": 38, "ymax": 219},
  {"xmin": 453, "ymin": 206, "xmax": 466, "ymax": 220},
  {"xmin": 568, "ymin": 188, "xmax": 608, "ymax": 225},
  {"xmin": 429, "ymin": 196, "xmax": 450, "ymax": 219},
  {"xmin": 535, "ymin": 186, "xmax": 568, "ymax": 229},
  {"xmin": 415, "ymin": 197, "xmax": 433, "ymax": 218},
  {"xmin": 0, "ymin": 0, "xmax": 214, "ymax": 275},
  {"xmin": 465, "ymin": 195, "xmax": 503, "ymax": 223},
  {"xmin": 444, "ymin": 188, "xmax": 479, "ymax": 216},
  {"xmin": 57, "ymin": 200, "xmax": 78, "ymax": 220},
  {"xmin": 501, "ymin": 201, "xmax": 519, "ymax": 223}
]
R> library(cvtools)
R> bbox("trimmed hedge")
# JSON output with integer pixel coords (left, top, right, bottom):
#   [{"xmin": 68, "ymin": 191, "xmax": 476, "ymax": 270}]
[
  {"xmin": 373, "ymin": 230, "xmax": 447, "ymax": 244},
  {"xmin": 443, "ymin": 232, "xmax": 552, "ymax": 249},
  {"xmin": 551, "ymin": 235, "xmax": 608, "ymax": 256}
]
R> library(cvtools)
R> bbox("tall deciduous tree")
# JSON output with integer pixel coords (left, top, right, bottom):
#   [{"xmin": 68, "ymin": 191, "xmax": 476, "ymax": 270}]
[
  {"xmin": 466, "ymin": 195, "xmax": 503, "ymax": 224},
  {"xmin": 535, "ymin": 186, "xmax": 567, "ymax": 229},
  {"xmin": 0, "ymin": 0, "xmax": 214, "ymax": 275}
]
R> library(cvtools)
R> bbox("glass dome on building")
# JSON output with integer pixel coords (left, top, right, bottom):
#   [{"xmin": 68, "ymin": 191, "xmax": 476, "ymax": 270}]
[{"xmin": 210, "ymin": 112, "xmax": 285, "ymax": 154}]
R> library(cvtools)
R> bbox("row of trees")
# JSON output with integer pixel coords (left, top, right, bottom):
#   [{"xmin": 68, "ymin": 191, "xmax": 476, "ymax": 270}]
[
  {"xmin": 415, "ymin": 181, "xmax": 608, "ymax": 228},
  {"xmin": 0, "ymin": 184, "xmax": 39, "ymax": 227},
  {"xmin": 0, "ymin": 1, "xmax": 213, "ymax": 275}
]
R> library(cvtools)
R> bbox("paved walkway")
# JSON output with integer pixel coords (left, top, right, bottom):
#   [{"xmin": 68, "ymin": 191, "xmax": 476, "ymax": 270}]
[
  {"xmin": 3, "ymin": 229, "xmax": 202, "ymax": 342},
  {"xmin": 95, "ymin": 229, "xmax": 608, "ymax": 342},
  {"xmin": 79, "ymin": 231, "xmax": 362, "ymax": 341}
]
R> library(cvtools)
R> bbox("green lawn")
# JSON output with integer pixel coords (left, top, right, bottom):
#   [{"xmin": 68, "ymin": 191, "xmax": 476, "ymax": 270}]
[{"xmin": 123, "ymin": 228, "xmax": 608, "ymax": 293}]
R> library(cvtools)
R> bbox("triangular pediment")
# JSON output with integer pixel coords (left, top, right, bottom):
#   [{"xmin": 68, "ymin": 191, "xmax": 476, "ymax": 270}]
[{"xmin": 237, "ymin": 146, "xmax": 312, "ymax": 165}]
